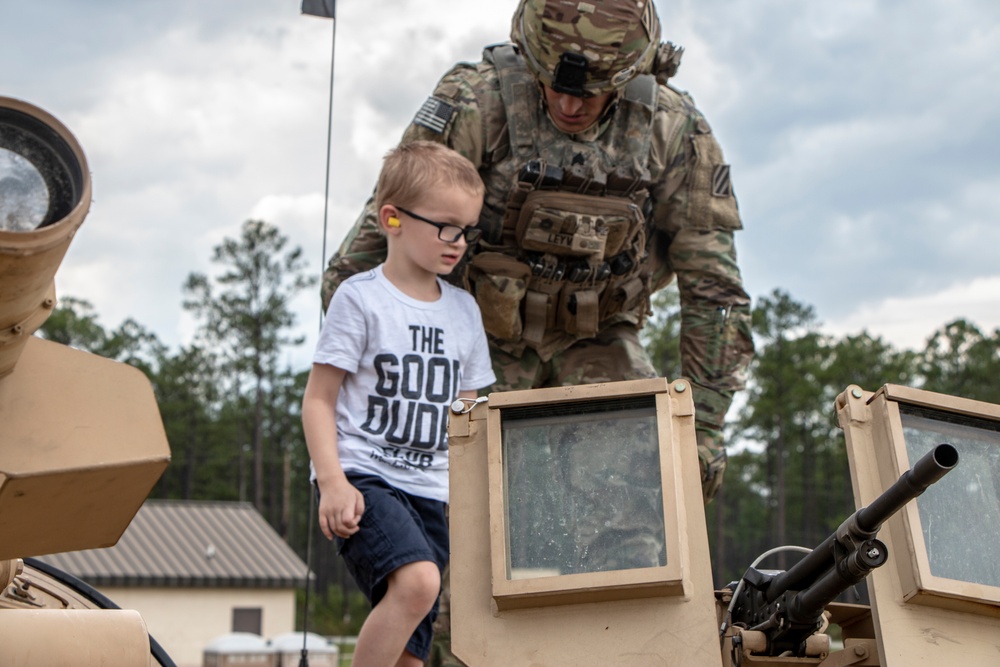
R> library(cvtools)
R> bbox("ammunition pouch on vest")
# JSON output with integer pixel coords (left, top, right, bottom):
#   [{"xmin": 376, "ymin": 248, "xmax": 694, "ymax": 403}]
[
  {"xmin": 472, "ymin": 175, "xmax": 652, "ymax": 352},
  {"xmin": 470, "ymin": 45, "xmax": 659, "ymax": 359},
  {"xmin": 516, "ymin": 190, "xmax": 640, "ymax": 258}
]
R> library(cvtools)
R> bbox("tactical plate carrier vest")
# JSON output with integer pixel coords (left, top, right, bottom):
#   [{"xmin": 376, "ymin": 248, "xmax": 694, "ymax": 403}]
[{"xmin": 469, "ymin": 44, "xmax": 658, "ymax": 361}]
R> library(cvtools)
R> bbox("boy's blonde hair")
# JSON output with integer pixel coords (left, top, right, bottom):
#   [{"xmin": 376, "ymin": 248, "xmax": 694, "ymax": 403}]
[{"xmin": 375, "ymin": 141, "xmax": 484, "ymax": 211}]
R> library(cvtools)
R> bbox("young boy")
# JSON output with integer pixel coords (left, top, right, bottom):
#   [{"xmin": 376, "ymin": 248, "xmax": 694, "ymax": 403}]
[{"xmin": 302, "ymin": 141, "xmax": 495, "ymax": 667}]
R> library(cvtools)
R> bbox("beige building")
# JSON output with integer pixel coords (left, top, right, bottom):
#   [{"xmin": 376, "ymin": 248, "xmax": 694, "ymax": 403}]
[{"xmin": 37, "ymin": 499, "xmax": 309, "ymax": 667}]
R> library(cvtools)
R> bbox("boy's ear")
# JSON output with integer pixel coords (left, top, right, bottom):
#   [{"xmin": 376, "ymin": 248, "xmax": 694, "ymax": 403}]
[{"xmin": 379, "ymin": 205, "xmax": 402, "ymax": 233}]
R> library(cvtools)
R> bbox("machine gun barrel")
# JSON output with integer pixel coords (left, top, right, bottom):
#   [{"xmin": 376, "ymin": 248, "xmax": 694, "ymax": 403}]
[
  {"xmin": 766, "ymin": 442, "xmax": 958, "ymax": 604},
  {"xmin": 854, "ymin": 442, "xmax": 958, "ymax": 534}
]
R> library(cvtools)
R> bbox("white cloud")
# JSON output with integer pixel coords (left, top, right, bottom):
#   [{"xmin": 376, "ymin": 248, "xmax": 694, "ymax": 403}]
[{"xmin": 823, "ymin": 276, "xmax": 1000, "ymax": 350}]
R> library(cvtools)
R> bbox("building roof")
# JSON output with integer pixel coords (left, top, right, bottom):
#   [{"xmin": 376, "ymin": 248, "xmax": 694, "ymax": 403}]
[{"xmin": 37, "ymin": 499, "xmax": 309, "ymax": 588}]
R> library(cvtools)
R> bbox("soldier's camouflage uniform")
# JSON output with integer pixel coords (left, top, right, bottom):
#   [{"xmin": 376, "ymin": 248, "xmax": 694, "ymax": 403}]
[{"xmin": 322, "ymin": 36, "xmax": 754, "ymax": 667}]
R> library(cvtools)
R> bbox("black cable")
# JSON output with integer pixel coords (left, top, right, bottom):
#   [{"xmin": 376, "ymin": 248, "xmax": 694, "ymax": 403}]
[
  {"xmin": 299, "ymin": 481, "xmax": 318, "ymax": 667},
  {"xmin": 303, "ymin": 6, "xmax": 337, "ymax": 663},
  {"xmin": 317, "ymin": 5, "xmax": 338, "ymax": 330}
]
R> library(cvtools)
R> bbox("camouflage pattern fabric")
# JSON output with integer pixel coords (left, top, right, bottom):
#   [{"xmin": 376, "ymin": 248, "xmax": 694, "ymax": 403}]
[
  {"xmin": 511, "ymin": 0, "xmax": 662, "ymax": 94},
  {"xmin": 489, "ymin": 321, "xmax": 656, "ymax": 390}
]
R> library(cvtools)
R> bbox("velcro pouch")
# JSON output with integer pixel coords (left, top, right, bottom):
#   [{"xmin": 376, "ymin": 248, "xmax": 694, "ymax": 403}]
[
  {"xmin": 558, "ymin": 285, "xmax": 601, "ymax": 337},
  {"xmin": 599, "ymin": 275, "xmax": 647, "ymax": 321},
  {"xmin": 469, "ymin": 252, "xmax": 531, "ymax": 341},
  {"xmin": 515, "ymin": 191, "xmax": 642, "ymax": 259}
]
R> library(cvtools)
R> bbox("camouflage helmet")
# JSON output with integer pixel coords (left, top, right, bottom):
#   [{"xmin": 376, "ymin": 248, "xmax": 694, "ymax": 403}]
[{"xmin": 511, "ymin": 0, "xmax": 662, "ymax": 96}]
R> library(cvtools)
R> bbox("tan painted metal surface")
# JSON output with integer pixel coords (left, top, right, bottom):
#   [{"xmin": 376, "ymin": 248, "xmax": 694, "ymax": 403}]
[
  {"xmin": 0, "ymin": 336, "xmax": 171, "ymax": 561},
  {"xmin": 0, "ymin": 610, "xmax": 151, "ymax": 665}
]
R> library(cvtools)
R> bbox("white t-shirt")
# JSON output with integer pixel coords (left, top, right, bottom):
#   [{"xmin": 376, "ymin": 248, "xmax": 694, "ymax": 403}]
[{"xmin": 312, "ymin": 265, "xmax": 496, "ymax": 502}]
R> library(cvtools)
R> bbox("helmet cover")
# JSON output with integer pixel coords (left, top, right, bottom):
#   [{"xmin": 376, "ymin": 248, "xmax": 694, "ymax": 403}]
[{"xmin": 511, "ymin": 0, "xmax": 662, "ymax": 96}]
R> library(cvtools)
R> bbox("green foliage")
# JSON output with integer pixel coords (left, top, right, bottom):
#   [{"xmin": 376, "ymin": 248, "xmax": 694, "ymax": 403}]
[
  {"xmin": 152, "ymin": 344, "xmax": 240, "ymax": 500},
  {"xmin": 38, "ymin": 296, "xmax": 165, "ymax": 374},
  {"xmin": 183, "ymin": 219, "xmax": 315, "ymax": 376},
  {"xmin": 641, "ymin": 285, "xmax": 682, "ymax": 380},
  {"xmin": 40, "ymin": 220, "xmax": 318, "ymax": 533},
  {"xmin": 920, "ymin": 319, "xmax": 1000, "ymax": 404},
  {"xmin": 182, "ymin": 219, "xmax": 317, "ymax": 516},
  {"xmin": 37, "ymin": 296, "xmax": 109, "ymax": 350},
  {"xmin": 706, "ymin": 448, "xmax": 771, "ymax": 586},
  {"xmin": 296, "ymin": 585, "xmax": 369, "ymax": 637}
]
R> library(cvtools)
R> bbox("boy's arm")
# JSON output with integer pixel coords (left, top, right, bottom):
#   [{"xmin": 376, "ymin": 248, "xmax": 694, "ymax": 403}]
[{"xmin": 302, "ymin": 363, "xmax": 365, "ymax": 540}]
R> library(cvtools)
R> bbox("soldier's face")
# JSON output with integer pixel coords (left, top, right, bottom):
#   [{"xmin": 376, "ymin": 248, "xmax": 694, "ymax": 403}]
[{"xmin": 542, "ymin": 85, "xmax": 614, "ymax": 134}]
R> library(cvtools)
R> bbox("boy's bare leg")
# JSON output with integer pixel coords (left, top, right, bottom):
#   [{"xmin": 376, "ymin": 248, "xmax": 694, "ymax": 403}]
[
  {"xmin": 394, "ymin": 651, "xmax": 424, "ymax": 667},
  {"xmin": 351, "ymin": 560, "xmax": 440, "ymax": 667}
]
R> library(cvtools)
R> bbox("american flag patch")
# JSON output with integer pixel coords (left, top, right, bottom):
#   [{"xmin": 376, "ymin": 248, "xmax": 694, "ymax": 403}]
[
  {"xmin": 413, "ymin": 97, "xmax": 455, "ymax": 134},
  {"xmin": 712, "ymin": 164, "xmax": 732, "ymax": 197}
]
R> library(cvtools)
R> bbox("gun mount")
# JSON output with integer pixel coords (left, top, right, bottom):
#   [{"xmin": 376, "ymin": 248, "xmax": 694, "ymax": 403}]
[{"xmin": 723, "ymin": 443, "xmax": 958, "ymax": 657}]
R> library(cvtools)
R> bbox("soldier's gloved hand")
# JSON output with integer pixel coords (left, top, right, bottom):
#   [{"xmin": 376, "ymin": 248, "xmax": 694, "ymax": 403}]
[{"xmin": 696, "ymin": 429, "xmax": 728, "ymax": 504}]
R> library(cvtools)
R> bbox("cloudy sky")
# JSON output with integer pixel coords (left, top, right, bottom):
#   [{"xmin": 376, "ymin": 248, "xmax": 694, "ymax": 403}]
[{"xmin": 4, "ymin": 0, "xmax": 999, "ymax": 372}]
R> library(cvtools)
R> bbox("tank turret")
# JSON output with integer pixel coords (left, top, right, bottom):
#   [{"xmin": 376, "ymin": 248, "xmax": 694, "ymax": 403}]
[{"xmin": 0, "ymin": 96, "xmax": 172, "ymax": 665}]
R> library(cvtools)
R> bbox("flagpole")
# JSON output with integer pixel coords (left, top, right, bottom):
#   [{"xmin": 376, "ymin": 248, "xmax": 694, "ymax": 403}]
[
  {"xmin": 299, "ymin": 5, "xmax": 337, "ymax": 665},
  {"xmin": 318, "ymin": 4, "xmax": 337, "ymax": 330}
]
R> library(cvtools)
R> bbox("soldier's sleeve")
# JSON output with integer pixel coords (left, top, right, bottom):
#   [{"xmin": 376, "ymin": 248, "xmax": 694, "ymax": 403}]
[
  {"xmin": 320, "ymin": 63, "xmax": 490, "ymax": 310},
  {"xmin": 320, "ymin": 202, "xmax": 383, "ymax": 312},
  {"xmin": 648, "ymin": 87, "xmax": 755, "ymax": 439}
]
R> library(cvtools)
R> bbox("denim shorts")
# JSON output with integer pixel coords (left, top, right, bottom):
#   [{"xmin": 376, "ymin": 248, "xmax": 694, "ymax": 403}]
[{"xmin": 332, "ymin": 473, "xmax": 449, "ymax": 660}]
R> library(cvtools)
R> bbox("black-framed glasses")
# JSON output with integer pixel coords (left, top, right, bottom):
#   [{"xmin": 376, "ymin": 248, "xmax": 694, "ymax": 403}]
[{"xmin": 396, "ymin": 206, "xmax": 483, "ymax": 244}]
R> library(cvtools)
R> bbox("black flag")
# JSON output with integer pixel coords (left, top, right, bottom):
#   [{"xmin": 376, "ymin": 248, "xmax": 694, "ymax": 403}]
[{"xmin": 301, "ymin": 0, "xmax": 335, "ymax": 19}]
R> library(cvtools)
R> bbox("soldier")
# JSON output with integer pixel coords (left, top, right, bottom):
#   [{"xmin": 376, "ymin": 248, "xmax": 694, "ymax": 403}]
[{"xmin": 322, "ymin": 0, "xmax": 754, "ymax": 663}]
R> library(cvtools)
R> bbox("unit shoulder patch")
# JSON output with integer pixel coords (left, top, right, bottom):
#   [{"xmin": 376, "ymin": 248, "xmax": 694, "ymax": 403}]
[
  {"xmin": 712, "ymin": 164, "xmax": 732, "ymax": 198},
  {"xmin": 413, "ymin": 97, "xmax": 456, "ymax": 135}
]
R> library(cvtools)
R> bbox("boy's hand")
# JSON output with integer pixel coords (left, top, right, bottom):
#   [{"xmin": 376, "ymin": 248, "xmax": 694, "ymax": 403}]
[{"xmin": 317, "ymin": 477, "xmax": 365, "ymax": 540}]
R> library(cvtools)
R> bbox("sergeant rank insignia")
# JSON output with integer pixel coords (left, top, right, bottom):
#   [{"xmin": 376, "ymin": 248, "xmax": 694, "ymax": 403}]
[{"xmin": 414, "ymin": 97, "xmax": 456, "ymax": 134}]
